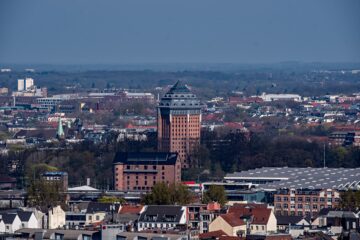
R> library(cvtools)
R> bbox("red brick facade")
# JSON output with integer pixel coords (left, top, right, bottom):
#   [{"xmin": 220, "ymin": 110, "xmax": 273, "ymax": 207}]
[
  {"xmin": 113, "ymin": 152, "xmax": 181, "ymax": 191},
  {"xmin": 157, "ymin": 81, "xmax": 202, "ymax": 168},
  {"xmin": 274, "ymin": 188, "xmax": 340, "ymax": 217}
]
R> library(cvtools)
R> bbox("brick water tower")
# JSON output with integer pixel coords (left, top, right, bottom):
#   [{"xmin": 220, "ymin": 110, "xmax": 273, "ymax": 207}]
[{"xmin": 157, "ymin": 81, "xmax": 201, "ymax": 168}]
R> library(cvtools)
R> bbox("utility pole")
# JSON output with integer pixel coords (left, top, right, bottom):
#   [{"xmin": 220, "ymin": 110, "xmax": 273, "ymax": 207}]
[{"xmin": 323, "ymin": 143, "xmax": 326, "ymax": 168}]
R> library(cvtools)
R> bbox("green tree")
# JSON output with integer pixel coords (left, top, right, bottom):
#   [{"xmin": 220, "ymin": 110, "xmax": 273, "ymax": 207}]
[
  {"xmin": 142, "ymin": 183, "xmax": 193, "ymax": 205},
  {"xmin": 340, "ymin": 190, "xmax": 360, "ymax": 210},
  {"xmin": 98, "ymin": 195, "xmax": 125, "ymax": 204},
  {"xmin": 27, "ymin": 179, "xmax": 65, "ymax": 208},
  {"xmin": 203, "ymin": 185, "xmax": 227, "ymax": 206}
]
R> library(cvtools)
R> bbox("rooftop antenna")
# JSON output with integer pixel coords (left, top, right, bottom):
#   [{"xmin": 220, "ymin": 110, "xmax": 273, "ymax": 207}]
[{"xmin": 323, "ymin": 143, "xmax": 326, "ymax": 168}]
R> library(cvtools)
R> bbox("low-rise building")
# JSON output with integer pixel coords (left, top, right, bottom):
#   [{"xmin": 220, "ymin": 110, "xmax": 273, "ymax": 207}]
[
  {"xmin": 1, "ymin": 213, "xmax": 22, "ymax": 233},
  {"xmin": 209, "ymin": 213, "xmax": 246, "ymax": 237},
  {"xmin": 47, "ymin": 205, "xmax": 66, "ymax": 229},
  {"xmin": 113, "ymin": 152, "xmax": 181, "ymax": 191},
  {"xmin": 274, "ymin": 188, "xmax": 340, "ymax": 217},
  {"xmin": 137, "ymin": 205, "xmax": 187, "ymax": 231}
]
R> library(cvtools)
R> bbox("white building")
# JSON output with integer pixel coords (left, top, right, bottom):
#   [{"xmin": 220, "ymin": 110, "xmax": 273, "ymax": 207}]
[
  {"xmin": 17, "ymin": 211, "xmax": 39, "ymax": 229},
  {"xmin": 259, "ymin": 93, "xmax": 302, "ymax": 102},
  {"xmin": 48, "ymin": 205, "xmax": 66, "ymax": 229},
  {"xmin": 0, "ymin": 219, "xmax": 5, "ymax": 233},
  {"xmin": 17, "ymin": 78, "xmax": 34, "ymax": 91},
  {"xmin": 25, "ymin": 78, "xmax": 34, "ymax": 90},
  {"xmin": 17, "ymin": 79, "xmax": 25, "ymax": 91},
  {"xmin": 1, "ymin": 214, "xmax": 22, "ymax": 233}
]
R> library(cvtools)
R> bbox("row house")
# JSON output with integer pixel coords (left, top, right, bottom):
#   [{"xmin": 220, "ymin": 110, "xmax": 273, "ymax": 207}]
[{"xmin": 209, "ymin": 203, "xmax": 277, "ymax": 237}]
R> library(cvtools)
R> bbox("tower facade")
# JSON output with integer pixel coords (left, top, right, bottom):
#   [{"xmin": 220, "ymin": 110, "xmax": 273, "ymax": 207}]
[{"xmin": 157, "ymin": 81, "xmax": 201, "ymax": 168}]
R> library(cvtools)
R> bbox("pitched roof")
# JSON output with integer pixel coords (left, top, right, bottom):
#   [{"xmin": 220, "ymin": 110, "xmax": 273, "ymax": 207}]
[
  {"xmin": 167, "ymin": 80, "xmax": 191, "ymax": 94},
  {"xmin": 139, "ymin": 205, "xmax": 184, "ymax": 223},
  {"xmin": 276, "ymin": 215, "xmax": 304, "ymax": 225},
  {"xmin": 113, "ymin": 152, "xmax": 178, "ymax": 165},
  {"xmin": 14, "ymin": 129, "xmax": 57, "ymax": 139},
  {"xmin": 17, "ymin": 211, "xmax": 33, "ymax": 222},
  {"xmin": 220, "ymin": 213, "xmax": 246, "ymax": 227},
  {"xmin": 228, "ymin": 207, "xmax": 272, "ymax": 225},
  {"xmin": 119, "ymin": 205, "xmax": 143, "ymax": 214},
  {"xmin": 199, "ymin": 230, "xmax": 227, "ymax": 239},
  {"xmin": 68, "ymin": 185, "xmax": 99, "ymax": 191},
  {"xmin": 1, "ymin": 213, "xmax": 17, "ymax": 224},
  {"xmin": 86, "ymin": 202, "xmax": 120, "ymax": 214}
]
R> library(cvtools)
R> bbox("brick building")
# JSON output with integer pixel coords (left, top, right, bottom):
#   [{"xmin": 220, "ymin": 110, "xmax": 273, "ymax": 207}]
[
  {"xmin": 157, "ymin": 81, "xmax": 201, "ymax": 168},
  {"xmin": 113, "ymin": 152, "xmax": 181, "ymax": 191},
  {"xmin": 329, "ymin": 131, "xmax": 360, "ymax": 147},
  {"xmin": 41, "ymin": 171, "xmax": 68, "ymax": 191},
  {"xmin": 274, "ymin": 188, "xmax": 340, "ymax": 217}
]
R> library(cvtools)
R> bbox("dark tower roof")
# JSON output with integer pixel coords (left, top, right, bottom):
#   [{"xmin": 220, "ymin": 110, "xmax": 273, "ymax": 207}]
[
  {"xmin": 167, "ymin": 80, "xmax": 191, "ymax": 94},
  {"xmin": 158, "ymin": 80, "xmax": 201, "ymax": 110}
]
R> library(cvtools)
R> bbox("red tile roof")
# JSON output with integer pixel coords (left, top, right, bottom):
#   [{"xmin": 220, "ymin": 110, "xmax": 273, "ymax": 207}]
[
  {"xmin": 228, "ymin": 204, "xmax": 272, "ymax": 225},
  {"xmin": 199, "ymin": 230, "xmax": 227, "ymax": 239},
  {"xmin": 119, "ymin": 205, "xmax": 143, "ymax": 214},
  {"xmin": 220, "ymin": 213, "xmax": 246, "ymax": 227},
  {"xmin": 219, "ymin": 236, "xmax": 245, "ymax": 240}
]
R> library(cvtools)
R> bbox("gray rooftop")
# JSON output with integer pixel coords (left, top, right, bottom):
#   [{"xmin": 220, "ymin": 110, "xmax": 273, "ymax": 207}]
[{"xmin": 225, "ymin": 167, "xmax": 360, "ymax": 190}]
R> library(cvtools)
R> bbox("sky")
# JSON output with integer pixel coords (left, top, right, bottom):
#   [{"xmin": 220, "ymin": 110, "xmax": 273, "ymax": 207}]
[{"xmin": 0, "ymin": 0, "xmax": 359, "ymax": 65}]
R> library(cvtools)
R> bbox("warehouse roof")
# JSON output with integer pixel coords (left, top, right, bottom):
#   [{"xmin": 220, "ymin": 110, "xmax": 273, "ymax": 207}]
[{"xmin": 225, "ymin": 167, "xmax": 360, "ymax": 190}]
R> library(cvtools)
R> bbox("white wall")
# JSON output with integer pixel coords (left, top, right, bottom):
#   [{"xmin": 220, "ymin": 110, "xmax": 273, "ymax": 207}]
[
  {"xmin": 48, "ymin": 206, "xmax": 65, "ymax": 229},
  {"xmin": 22, "ymin": 213, "xmax": 39, "ymax": 229}
]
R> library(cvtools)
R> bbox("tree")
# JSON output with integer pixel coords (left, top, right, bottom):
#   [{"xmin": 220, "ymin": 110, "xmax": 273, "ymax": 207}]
[
  {"xmin": 202, "ymin": 185, "xmax": 227, "ymax": 206},
  {"xmin": 27, "ymin": 179, "xmax": 65, "ymax": 208},
  {"xmin": 142, "ymin": 183, "xmax": 193, "ymax": 205},
  {"xmin": 340, "ymin": 190, "xmax": 360, "ymax": 210},
  {"xmin": 190, "ymin": 143, "xmax": 210, "ymax": 168},
  {"xmin": 98, "ymin": 195, "xmax": 125, "ymax": 204}
]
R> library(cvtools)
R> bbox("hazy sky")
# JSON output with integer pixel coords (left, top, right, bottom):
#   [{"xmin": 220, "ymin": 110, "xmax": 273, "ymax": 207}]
[{"xmin": 0, "ymin": 0, "xmax": 359, "ymax": 64}]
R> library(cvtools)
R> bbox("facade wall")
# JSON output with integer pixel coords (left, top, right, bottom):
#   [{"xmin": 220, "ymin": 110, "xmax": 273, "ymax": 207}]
[
  {"xmin": 114, "ymin": 162, "xmax": 181, "ymax": 191},
  {"xmin": 86, "ymin": 212, "xmax": 106, "ymax": 225},
  {"xmin": 158, "ymin": 113, "xmax": 201, "ymax": 168},
  {"xmin": 209, "ymin": 216, "xmax": 246, "ymax": 237},
  {"xmin": 48, "ymin": 206, "xmax": 66, "ymax": 229},
  {"xmin": 274, "ymin": 189, "xmax": 340, "ymax": 217}
]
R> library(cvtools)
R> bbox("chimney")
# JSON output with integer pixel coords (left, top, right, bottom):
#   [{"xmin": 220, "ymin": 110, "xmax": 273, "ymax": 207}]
[{"xmin": 86, "ymin": 178, "xmax": 91, "ymax": 186}]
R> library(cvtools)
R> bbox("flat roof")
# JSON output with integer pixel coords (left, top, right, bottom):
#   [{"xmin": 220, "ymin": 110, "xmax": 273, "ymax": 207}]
[{"xmin": 225, "ymin": 167, "xmax": 360, "ymax": 190}]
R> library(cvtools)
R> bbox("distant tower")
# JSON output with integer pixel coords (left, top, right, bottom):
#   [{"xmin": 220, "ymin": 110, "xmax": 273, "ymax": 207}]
[
  {"xmin": 57, "ymin": 117, "xmax": 65, "ymax": 139},
  {"xmin": 157, "ymin": 80, "xmax": 201, "ymax": 168}
]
